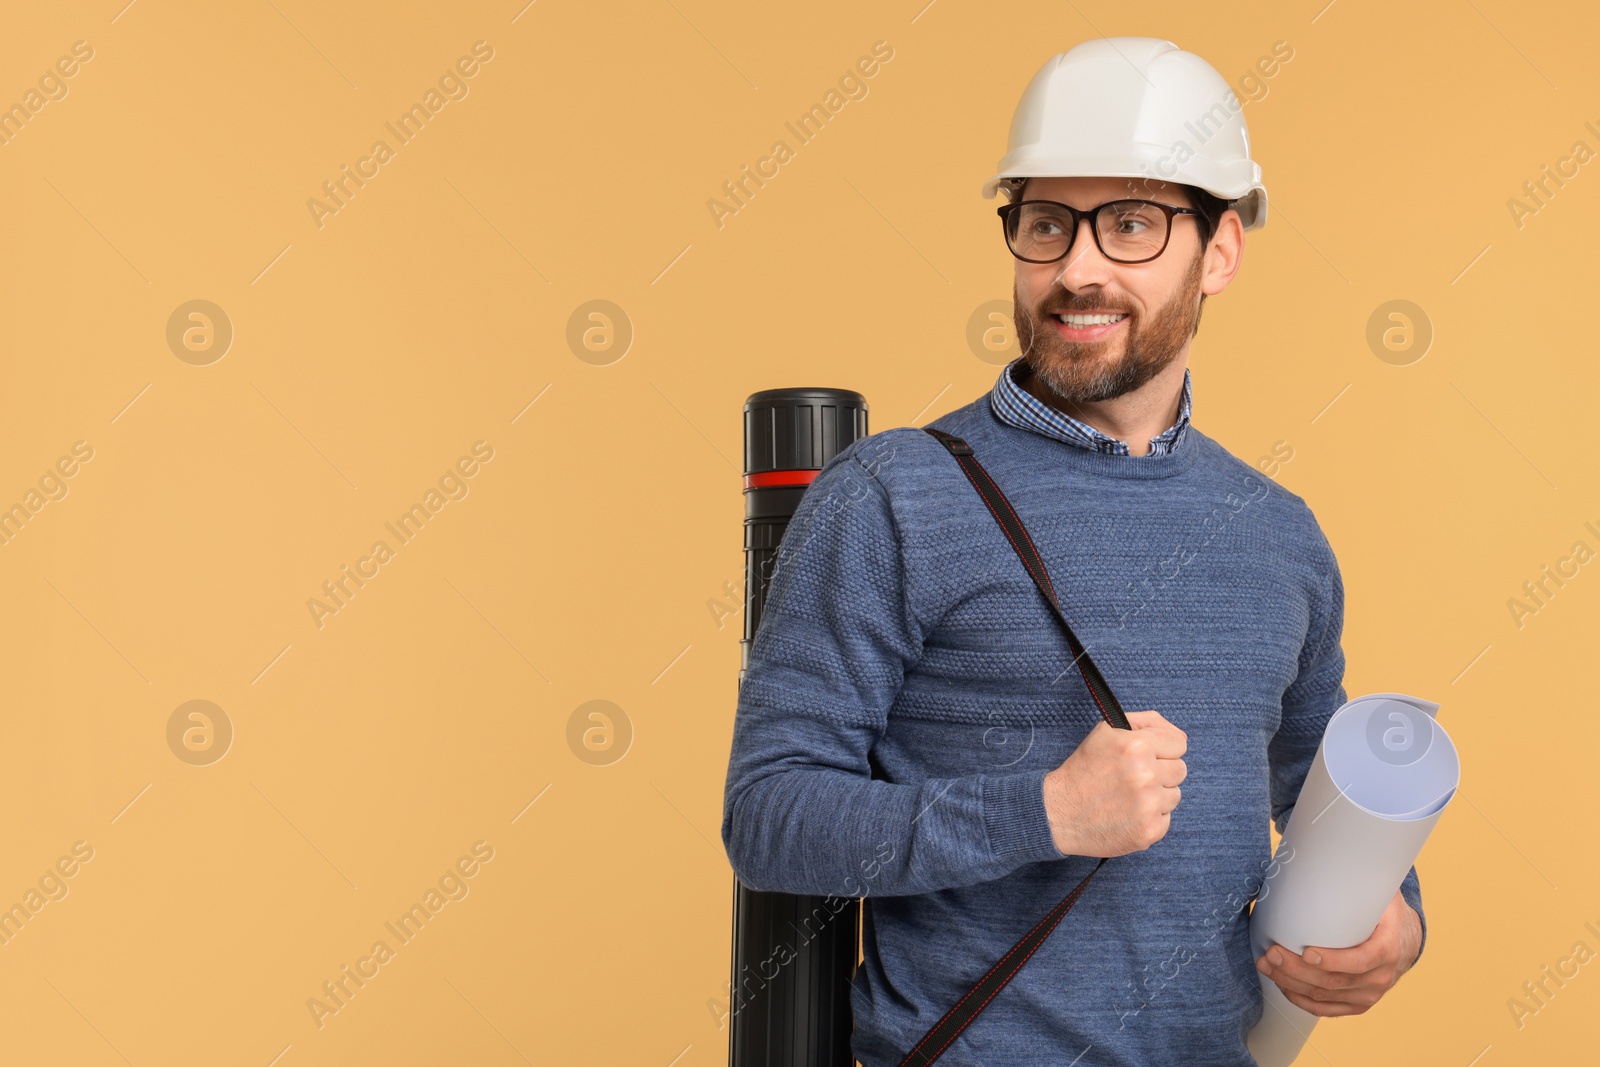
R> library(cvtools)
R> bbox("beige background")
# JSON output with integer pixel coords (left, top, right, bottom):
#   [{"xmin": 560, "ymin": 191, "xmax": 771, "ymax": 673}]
[{"xmin": 0, "ymin": 0, "xmax": 1595, "ymax": 1063}]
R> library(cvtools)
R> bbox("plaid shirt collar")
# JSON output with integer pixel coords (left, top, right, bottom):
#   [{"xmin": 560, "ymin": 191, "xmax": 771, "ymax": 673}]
[{"xmin": 989, "ymin": 357, "xmax": 1193, "ymax": 456}]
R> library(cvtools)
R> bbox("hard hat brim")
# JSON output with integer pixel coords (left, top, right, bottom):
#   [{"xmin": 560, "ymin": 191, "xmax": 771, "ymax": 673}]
[{"xmin": 980, "ymin": 170, "xmax": 1267, "ymax": 231}]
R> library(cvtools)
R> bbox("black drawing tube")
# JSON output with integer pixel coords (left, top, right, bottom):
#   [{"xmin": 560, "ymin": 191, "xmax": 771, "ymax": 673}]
[{"xmin": 730, "ymin": 387, "xmax": 869, "ymax": 1067}]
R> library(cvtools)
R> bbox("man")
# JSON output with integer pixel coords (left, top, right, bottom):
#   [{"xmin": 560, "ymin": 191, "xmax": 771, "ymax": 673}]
[{"xmin": 722, "ymin": 38, "xmax": 1424, "ymax": 1066}]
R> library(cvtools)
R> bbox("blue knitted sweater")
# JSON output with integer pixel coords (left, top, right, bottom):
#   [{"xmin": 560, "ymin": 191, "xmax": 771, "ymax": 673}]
[{"xmin": 721, "ymin": 391, "xmax": 1426, "ymax": 1066}]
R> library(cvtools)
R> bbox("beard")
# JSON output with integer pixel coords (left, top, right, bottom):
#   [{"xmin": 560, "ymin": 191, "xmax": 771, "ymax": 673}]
[{"xmin": 1012, "ymin": 246, "xmax": 1206, "ymax": 406}]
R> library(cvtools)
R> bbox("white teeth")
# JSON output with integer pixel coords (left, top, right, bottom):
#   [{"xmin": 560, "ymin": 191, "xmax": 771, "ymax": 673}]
[{"xmin": 1057, "ymin": 312, "xmax": 1127, "ymax": 326}]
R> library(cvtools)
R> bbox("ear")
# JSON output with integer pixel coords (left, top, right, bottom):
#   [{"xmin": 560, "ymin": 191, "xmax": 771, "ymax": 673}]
[{"xmin": 1201, "ymin": 208, "xmax": 1245, "ymax": 296}]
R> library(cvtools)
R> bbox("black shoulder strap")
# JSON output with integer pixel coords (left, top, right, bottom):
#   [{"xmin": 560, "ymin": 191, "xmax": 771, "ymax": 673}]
[
  {"xmin": 894, "ymin": 427, "xmax": 1133, "ymax": 1067},
  {"xmin": 920, "ymin": 428, "xmax": 1131, "ymax": 733}
]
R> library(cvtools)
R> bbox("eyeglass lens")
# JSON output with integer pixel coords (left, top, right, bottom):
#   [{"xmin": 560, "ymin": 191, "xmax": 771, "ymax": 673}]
[{"xmin": 1007, "ymin": 201, "xmax": 1171, "ymax": 262}]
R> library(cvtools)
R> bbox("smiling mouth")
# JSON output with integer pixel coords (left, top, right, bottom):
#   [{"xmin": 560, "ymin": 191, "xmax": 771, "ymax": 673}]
[
  {"xmin": 1052, "ymin": 311, "xmax": 1129, "ymax": 327},
  {"xmin": 1049, "ymin": 309, "xmax": 1129, "ymax": 341}
]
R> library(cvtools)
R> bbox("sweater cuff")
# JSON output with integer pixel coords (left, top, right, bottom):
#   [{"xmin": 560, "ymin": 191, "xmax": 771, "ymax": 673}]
[
  {"xmin": 1399, "ymin": 867, "xmax": 1427, "ymax": 967},
  {"xmin": 982, "ymin": 769, "xmax": 1066, "ymax": 868}
]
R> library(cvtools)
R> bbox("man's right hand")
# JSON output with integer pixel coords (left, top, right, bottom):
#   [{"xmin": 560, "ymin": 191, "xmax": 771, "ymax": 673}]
[{"xmin": 1042, "ymin": 710, "xmax": 1188, "ymax": 857}]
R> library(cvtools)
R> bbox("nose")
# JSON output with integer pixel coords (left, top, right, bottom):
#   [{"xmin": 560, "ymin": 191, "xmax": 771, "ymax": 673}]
[{"xmin": 1049, "ymin": 215, "xmax": 1116, "ymax": 291}]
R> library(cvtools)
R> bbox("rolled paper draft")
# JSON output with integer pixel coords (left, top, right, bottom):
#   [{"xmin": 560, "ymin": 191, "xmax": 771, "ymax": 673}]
[{"xmin": 1246, "ymin": 692, "xmax": 1460, "ymax": 1067}]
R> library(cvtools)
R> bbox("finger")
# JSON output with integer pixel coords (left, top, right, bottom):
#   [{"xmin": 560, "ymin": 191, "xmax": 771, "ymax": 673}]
[
  {"xmin": 1126, "ymin": 710, "xmax": 1183, "ymax": 732},
  {"xmin": 1257, "ymin": 946, "xmax": 1358, "ymax": 993},
  {"xmin": 1143, "ymin": 726, "xmax": 1188, "ymax": 759},
  {"xmin": 1254, "ymin": 953, "xmax": 1356, "ymax": 998},
  {"xmin": 1158, "ymin": 757, "xmax": 1187, "ymax": 787},
  {"xmin": 1300, "ymin": 941, "xmax": 1383, "ymax": 975},
  {"xmin": 1122, "ymin": 713, "xmax": 1186, "ymax": 760},
  {"xmin": 1279, "ymin": 986, "xmax": 1367, "ymax": 1017},
  {"xmin": 1260, "ymin": 962, "xmax": 1351, "ymax": 1000}
]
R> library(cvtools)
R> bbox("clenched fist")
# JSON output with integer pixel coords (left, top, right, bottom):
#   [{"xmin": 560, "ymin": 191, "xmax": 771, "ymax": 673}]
[{"xmin": 1042, "ymin": 710, "xmax": 1188, "ymax": 857}]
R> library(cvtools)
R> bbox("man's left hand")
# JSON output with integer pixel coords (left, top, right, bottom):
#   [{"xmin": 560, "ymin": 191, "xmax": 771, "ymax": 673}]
[{"xmin": 1254, "ymin": 888, "xmax": 1422, "ymax": 1016}]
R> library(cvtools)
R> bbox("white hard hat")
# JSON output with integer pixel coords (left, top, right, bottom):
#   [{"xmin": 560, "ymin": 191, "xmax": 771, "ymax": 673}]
[{"xmin": 981, "ymin": 37, "xmax": 1267, "ymax": 230}]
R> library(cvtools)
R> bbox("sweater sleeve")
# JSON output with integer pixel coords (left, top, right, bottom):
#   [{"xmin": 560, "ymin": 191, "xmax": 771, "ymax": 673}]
[
  {"xmin": 1267, "ymin": 519, "xmax": 1427, "ymax": 965},
  {"xmin": 722, "ymin": 443, "xmax": 1066, "ymax": 899}
]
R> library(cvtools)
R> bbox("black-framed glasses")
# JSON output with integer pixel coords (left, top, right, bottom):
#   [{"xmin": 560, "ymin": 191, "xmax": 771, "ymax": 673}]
[{"xmin": 998, "ymin": 198, "xmax": 1203, "ymax": 264}]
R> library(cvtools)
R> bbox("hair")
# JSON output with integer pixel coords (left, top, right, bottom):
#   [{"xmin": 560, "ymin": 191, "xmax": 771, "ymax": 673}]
[{"xmin": 1003, "ymin": 177, "xmax": 1232, "ymax": 250}]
